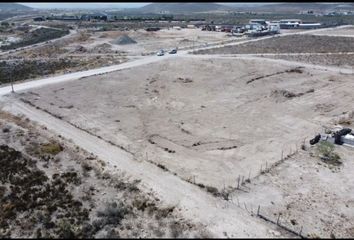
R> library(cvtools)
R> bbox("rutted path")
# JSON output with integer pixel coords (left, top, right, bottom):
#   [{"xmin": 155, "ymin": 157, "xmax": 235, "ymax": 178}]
[{"xmin": 1, "ymin": 99, "xmax": 293, "ymax": 238}]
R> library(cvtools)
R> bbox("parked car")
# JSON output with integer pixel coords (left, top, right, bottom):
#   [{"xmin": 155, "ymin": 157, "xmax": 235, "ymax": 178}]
[
  {"xmin": 157, "ymin": 49, "xmax": 164, "ymax": 56},
  {"xmin": 169, "ymin": 48, "xmax": 177, "ymax": 54}
]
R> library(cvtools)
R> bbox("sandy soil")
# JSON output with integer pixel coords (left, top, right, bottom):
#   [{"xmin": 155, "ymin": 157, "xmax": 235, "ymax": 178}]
[
  {"xmin": 16, "ymin": 57, "xmax": 354, "ymax": 192},
  {"xmin": 1, "ymin": 24, "xmax": 354, "ymax": 238},
  {"xmin": 232, "ymin": 145, "xmax": 354, "ymax": 238}
]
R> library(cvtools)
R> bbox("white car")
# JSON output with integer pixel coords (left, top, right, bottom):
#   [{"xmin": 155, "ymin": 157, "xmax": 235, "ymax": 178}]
[{"xmin": 157, "ymin": 49, "xmax": 164, "ymax": 56}]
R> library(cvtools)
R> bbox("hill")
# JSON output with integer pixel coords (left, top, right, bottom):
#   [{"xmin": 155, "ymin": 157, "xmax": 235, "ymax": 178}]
[
  {"xmin": 139, "ymin": 3, "xmax": 231, "ymax": 13},
  {"xmin": 0, "ymin": 3, "xmax": 32, "ymax": 11}
]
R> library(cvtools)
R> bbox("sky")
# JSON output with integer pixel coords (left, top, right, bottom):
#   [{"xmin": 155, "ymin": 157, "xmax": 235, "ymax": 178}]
[{"xmin": 19, "ymin": 2, "xmax": 275, "ymax": 9}]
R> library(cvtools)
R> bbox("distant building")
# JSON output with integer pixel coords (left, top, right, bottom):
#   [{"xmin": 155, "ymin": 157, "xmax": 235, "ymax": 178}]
[
  {"xmin": 80, "ymin": 12, "xmax": 112, "ymax": 22},
  {"xmin": 47, "ymin": 15, "xmax": 80, "ymax": 21},
  {"xmin": 279, "ymin": 19, "xmax": 302, "ymax": 29},
  {"xmin": 298, "ymin": 22, "xmax": 322, "ymax": 29},
  {"xmin": 249, "ymin": 19, "xmax": 267, "ymax": 26}
]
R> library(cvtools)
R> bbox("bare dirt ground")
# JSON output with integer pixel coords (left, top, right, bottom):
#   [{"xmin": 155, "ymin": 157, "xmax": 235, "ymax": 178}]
[
  {"xmin": 1, "ymin": 23, "xmax": 354, "ymax": 238},
  {"xmin": 16, "ymin": 57, "xmax": 354, "ymax": 192},
  {"xmin": 0, "ymin": 110, "xmax": 209, "ymax": 238},
  {"xmin": 82, "ymin": 28, "xmax": 240, "ymax": 55},
  {"xmin": 232, "ymin": 144, "xmax": 354, "ymax": 238},
  {"xmin": 194, "ymin": 35, "xmax": 354, "ymax": 54}
]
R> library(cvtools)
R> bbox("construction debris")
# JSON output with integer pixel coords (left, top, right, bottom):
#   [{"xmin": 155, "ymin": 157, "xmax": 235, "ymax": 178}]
[{"xmin": 310, "ymin": 127, "xmax": 354, "ymax": 147}]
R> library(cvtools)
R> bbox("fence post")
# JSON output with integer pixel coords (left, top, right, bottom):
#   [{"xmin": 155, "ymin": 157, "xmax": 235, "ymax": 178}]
[
  {"xmin": 257, "ymin": 205, "xmax": 260, "ymax": 216},
  {"xmin": 277, "ymin": 214, "xmax": 281, "ymax": 225},
  {"xmin": 281, "ymin": 150, "xmax": 283, "ymax": 160}
]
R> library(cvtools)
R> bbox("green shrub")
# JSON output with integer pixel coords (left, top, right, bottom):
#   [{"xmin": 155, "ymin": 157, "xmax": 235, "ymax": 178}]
[
  {"xmin": 316, "ymin": 141, "xmax": 341, "ymax": 165},
  {"xmin": 40, "ymin": 142, "xmax": 63, "ymax": 155}
]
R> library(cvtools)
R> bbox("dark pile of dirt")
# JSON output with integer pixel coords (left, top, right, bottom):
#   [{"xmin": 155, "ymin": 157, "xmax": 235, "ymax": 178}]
[{"xmin": 111, "ymin": 35, "xmax": 137, "ymax": 45}]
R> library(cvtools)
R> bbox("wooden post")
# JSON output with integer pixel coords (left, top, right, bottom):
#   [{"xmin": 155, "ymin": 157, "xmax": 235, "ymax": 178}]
[
  {"xmin": 257, "ymin": 205, "xmax": 260, "ymax": 216},
  {"xmin": 277, "ymin": 214, "xmax": 281, "ymax": 225},
  {"xmin": 237, "ymin": 176, "xmax": 240, "ymax": 189}
]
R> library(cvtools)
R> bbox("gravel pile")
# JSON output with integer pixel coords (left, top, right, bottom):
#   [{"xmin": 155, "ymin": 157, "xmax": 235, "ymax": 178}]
[{"xmin": 112, "ymin": 35, "xmax": 137, "ymax": 45}]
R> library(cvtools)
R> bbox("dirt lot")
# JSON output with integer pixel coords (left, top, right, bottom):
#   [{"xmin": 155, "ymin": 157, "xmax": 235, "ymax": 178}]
[
  {"xmin": 194, "ymin": 35, "xmax": 354, "ymax": 54},
  {"xmin": 1, "ymin": 27, "xmax": 241, "ymax": 84},
  {"xmin": 81, "ymin": 28, "xmax": 238, "ymax": 55},
  {"xmin": 262, "ymin": 53, "xmax": 354, "ymax": 68},
  {"xmin": 17, "ymin": 57, "xmax": 354, "ymax": 194},
  {"xmin": 0, "ymin": 110, "xmax": 209, "ymax": 238}
]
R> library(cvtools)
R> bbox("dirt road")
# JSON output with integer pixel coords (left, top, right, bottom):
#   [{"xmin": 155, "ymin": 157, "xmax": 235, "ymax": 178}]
[{"xmin": 1, "ymin": 99, "xmax": 292, "ymax": 238}]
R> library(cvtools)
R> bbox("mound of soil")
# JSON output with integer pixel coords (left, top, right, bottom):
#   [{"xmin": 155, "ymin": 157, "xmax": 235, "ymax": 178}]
[{"xmin": 112, "ymin": 35, "xmax": 137, "ymax": 45}]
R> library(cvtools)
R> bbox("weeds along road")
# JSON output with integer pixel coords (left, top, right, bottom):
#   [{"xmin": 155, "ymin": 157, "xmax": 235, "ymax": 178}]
[{"xmin": 1, "ymin": 99, "xmax": 293, "ymax": 238}]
